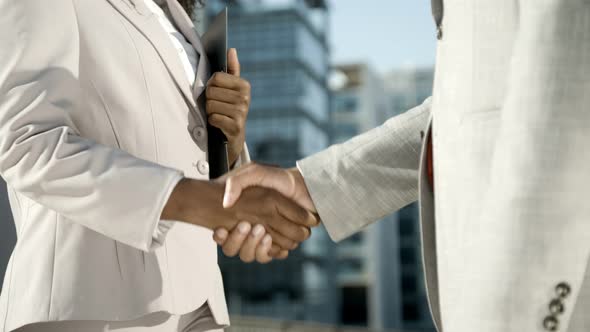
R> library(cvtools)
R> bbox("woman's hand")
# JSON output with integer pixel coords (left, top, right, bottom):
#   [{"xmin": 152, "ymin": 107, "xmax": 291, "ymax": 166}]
[{"xmin": 205, "ymin": 48, "xmax": 250, "ymax": 166}]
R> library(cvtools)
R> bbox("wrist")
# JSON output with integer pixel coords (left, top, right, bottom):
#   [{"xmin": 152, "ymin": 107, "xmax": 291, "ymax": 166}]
[
  {"xmin": 287, "ymin": 167, "xmax": 317, "ymax": 214},
  {"xmin": 162, "ymin": 178, "xmax": 236, "ymax": 230}
]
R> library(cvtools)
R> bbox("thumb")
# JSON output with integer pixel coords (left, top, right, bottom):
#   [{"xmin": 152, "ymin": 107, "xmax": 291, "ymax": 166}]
[
  {"xmin": 222, "ymin": 176, "xmax": 245, "ymax": 208},
  {"xmin": 227, "ymin": 48, "xmax": 240, "ymax": 77},
  {"xmin": 222, "ymin": 165, "xmax": 265, "ymax": 208}
]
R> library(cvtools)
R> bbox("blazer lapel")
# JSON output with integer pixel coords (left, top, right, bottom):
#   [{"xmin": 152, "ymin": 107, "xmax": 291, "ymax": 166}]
[
  {"xmin": 164, "ymin": 0, "xmax": 210, "ymax": 99},
  {"xmin": 106, "ymin": 0, "xmax": 198, "ymax": 109}
]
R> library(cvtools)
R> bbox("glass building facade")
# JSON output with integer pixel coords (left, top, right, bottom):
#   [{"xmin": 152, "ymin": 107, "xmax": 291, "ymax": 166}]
[
  {"xmin": 330, "ymin": 64, "xmax": 436, "ymax": 331},
  {"xmin": 204, "ymin": 0, "xmax": 338, "ymax": 324},
  {"xmin": 384, "ymin": 67, "xmax": 435, "ymax": 331},
  {"xmin": 330, "ymin": 64, "xmax": 399, "ymax": 330}
]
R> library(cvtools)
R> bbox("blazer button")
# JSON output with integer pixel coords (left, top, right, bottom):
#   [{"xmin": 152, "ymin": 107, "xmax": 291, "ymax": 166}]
[
  {"xmin": 192, "ymin": 126, "xmax": 206, "ymax": 142},
  {"xmin": 556, "ymin": 282, "xmax": 571, "ymax": 299},
  {"xmin": 543, "ymin": 316, "xmax": 559, "ymax": 331},
  {"xmin": 549, "ymin": 299, "xmax": 564, "ymax": 315},
  {"xmin": 196, "ymin": 160, "xmax": 209, "ymax": 175}
]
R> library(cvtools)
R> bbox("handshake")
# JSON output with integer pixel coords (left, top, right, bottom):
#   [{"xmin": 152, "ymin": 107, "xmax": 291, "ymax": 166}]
[
  {"xmin": 212, "ymin": 163, "xmax": 319, "ymax": 263},
  {"xmin": 162, "ymin": 163, "xmax": 319, "ymax": 264},
  {"xmin": 160, "ymin": 164, "xmax": 320, "ymax": 263}
]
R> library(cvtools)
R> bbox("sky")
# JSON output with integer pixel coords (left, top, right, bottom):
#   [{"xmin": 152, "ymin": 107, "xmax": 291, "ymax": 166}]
[{"xmin": 328, "ymin": 0, "xmax": 437, "ymax": 74}]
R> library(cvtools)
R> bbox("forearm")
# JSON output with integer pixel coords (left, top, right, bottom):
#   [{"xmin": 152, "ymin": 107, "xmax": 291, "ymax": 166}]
[{"xmin": 162, "ymin": 178, "xmax": 236, "ymax": 230}]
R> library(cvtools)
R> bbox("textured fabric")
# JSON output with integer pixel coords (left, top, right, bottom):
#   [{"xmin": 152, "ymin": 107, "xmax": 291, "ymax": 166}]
[
  {"xmin": 298, "ymin": 1, "xmax": 590, "ymax": 331},
  {"xmin": 14, "ymin": 304, "xmax": 225, "ymax": 332},
  {"xmin": 0, "ymin": 0, "xmax": 246, "ymax": 331},
  {"xmin": 298, "ymin": 99, "xmax": 431, "ymax": 241}
]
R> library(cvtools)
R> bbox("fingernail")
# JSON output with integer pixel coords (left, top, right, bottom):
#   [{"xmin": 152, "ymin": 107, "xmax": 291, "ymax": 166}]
[
  {"xmin": 252, "ymin": 224, "xmax": 264, "ymax": 237},
  {"xmin": 216, "ymin": 229, "xmax": 228, "ymax": 240},
  {"xmin": 262, "ymin": 235, "xmax": 272, "ymax": 245},
  {"xmin": 238, "ymin": 222, "xmax": 250, "ymax": 234}
]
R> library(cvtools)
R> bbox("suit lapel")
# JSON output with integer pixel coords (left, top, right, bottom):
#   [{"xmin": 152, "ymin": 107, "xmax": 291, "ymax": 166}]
[
  {"xmin": 106, "ymin": 0, "xmax": 198, "ymax": 109},
  {"xmin": 164, "ymin": 0, "xmax": 210, "ymax": 99}
]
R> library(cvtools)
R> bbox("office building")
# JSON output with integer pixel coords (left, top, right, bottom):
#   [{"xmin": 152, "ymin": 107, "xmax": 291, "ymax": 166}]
[
  {"xmin": 385, "ymin": 66, "xmax": 435, "ymax": 331},
  {"xmin": 330, "ymin": 64, "xmax": 399, "ymax": 329},
  {"xmin": 383, "ymin": 67, "xmax": 434, "ymax": 119},
  {"xmin": 202, "ymin": 0, "xmax": 338, "ymax": 324},
  {"xmin": 330, "ymin": 64, "xmax": 436, "ymax": 331}
]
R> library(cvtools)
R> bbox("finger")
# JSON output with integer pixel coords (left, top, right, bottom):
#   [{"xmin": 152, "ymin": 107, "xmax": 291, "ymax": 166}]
[
  {"xmin": 223, "ymin": 164, "xmax": 280, "ymax": 208},
  {"xmin": 213, "ymin": 228, "xmax": 229, "ymax": 245},
  {"xmin": 227, "ymin": 48, "xmax": 240, "ymax": 77},
  {"xmin": 208, "ymin": 113, "xmax": 240, "ymax": 138},
  {"xmin": 206, "ymin": 99, "xmax": 247, "ymax": 120},
  {"xmin": 208, "ymin": 72, "xmax": 250, "ymax": 92},
  {"xmin": 221, "ymin": 222, "xmax": 251, "ymax": 257},
  {"xmin": 276, "ymin": 195, "xmax": 319, "ymax": 228},
  {"xmin": 271, "ymin": 249, "xmax": 289, "ymax": 260},
  {"xmin": 255, "ymin": 234, "xmax": 273, "ymax": 264},
  {"xmin": 269, "ymin": 244, "xmax": 282, "ymax": 257},
  {"xmin": 239, "ymin": 224, "xmax": 266, "ymax": 263},
  {"xmin": 223, "ymin": 164, "xmax": 264, "ymax": 208},
  {"xmin": 266, "ymin": 226, "xmax": 298, "ymax": 250},
  {"xmin": 206, "ymin": 86, "xmax": 248, "ymax": 106},
  {"xmin": 271, "ymin": 217, "xmax": 311, "ymax": 243}
]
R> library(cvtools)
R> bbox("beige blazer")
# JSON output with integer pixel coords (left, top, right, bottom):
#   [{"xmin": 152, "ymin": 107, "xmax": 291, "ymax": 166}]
[
  {"xmin": 298, "ymin": 0, "xmax": 590, "ymax": 331},
  {"xmin": 0, "ymin": 0, "xmax": 248, "ymax": 331}
]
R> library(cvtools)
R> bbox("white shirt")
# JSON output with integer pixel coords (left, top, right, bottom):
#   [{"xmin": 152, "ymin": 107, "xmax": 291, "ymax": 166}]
[{"xmin": 144, "ymin": 0, "xmax": 199, "ymax": 86}]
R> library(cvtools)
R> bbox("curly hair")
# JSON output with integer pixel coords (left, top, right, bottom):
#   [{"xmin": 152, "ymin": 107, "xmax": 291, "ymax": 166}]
[{"xmin": 178, "ymin": 0, "xmax": 206, "ymax": 17}]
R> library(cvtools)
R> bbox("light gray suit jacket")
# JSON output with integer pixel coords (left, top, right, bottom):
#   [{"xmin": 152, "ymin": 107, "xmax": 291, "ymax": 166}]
[
  {"xmin": 0, "ymin": 0, "xmax": 248, "ymax": 331},
  {"xmin": 298, "ymin": 0, "xmax": 590, "ymax": 331}
]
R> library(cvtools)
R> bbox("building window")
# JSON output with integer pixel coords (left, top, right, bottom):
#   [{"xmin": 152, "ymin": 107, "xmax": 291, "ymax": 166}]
[
  {"xmin": 400, "ymin": 247, "xmax": 416, "ymax": 266},
  {"xmin": 347, "ymin": 232, "xmax": 363, "ymax": 244},
  {"xmin": 401, "ymin": 275, "xmax": 418, "ymax": 294},
  {"xmin": 340, "ymin": 286, "xmax": 368, "ymax": 326},
  {"xmin": 402, "ymin": 301, "xmax": 421, "ymax": 321},
  {"xmin": 398, "ymin": 214, "xmax": 414, "ymax": 236},
  {"xmin": 339, "ymin": 258, "xmax": 363, "ymax": 275}
]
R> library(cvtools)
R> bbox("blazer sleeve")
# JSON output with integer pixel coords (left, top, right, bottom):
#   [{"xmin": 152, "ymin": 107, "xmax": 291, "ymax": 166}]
[
  {"xmin": 0, "ymin": 0, "xmax": 184, "ymax": 252},
  {"xmin": 297, "ymin": 98, "xmax": 432, "ymax": 241},
  {"xmin": 477, "ymin": 1, "xmax": 590, "ymax": 329}
]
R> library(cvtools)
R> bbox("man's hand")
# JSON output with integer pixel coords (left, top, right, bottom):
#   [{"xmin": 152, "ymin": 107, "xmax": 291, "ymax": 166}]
[
  {"xmin": 213, "ymin": 222, "xmax": 276, "ymax": 263},
  {"xmin": 213, "ymin": 163, "xmax": 318, "ymax": 263},
  {"xmin": 226, "ymin": 186, "xmax": 317, "ymax": 250},
  {"xmin": 213, "ymin": 222, "xmax": 290, "ymax": 263},
  {"xmin": 223, "ymin": 163, "xmax": 316, "ymax": 212},
  {"xmin": 206, "ymin": 48, "xmax": 250, "ymax": 166}
]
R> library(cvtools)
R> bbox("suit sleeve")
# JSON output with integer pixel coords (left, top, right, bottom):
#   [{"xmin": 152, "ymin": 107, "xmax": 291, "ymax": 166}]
[
  {"xmin": 476, "ymin": 0, "xmax": 590, "ymax": 329},
  {"xmin": 0, "ymin": 0, "xmax": 184, "ymax": 252},
  {"xmin": 297, "ymin": 98, "xmax": 431, "ymax": 241}
]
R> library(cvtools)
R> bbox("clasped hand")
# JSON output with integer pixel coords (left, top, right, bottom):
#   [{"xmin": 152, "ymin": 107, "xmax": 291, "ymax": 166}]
[{"xmin": 214, "ymin": 163, "xmax": 318, "ymax": 263}]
